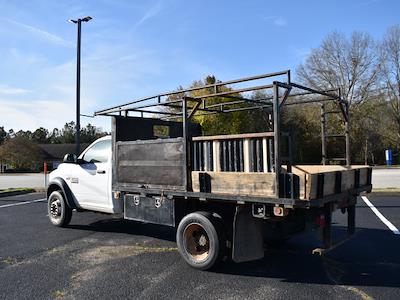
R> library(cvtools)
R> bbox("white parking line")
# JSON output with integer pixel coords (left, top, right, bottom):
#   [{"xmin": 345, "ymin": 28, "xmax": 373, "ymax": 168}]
[
  {"xmin": 0, "ymin": 198, "xmax": 46, "ymax": 209},
  {"xmin": 361, "ymin": 196, "xmax": 400, "ymax": 235}
]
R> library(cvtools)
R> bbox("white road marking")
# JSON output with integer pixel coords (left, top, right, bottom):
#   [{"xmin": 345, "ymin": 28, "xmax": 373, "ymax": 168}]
[
  {"xmin": 0, "ymin": 198, "xmax": 46, "ymax": 209},
  {"xmin": 361, "ymin": 195, "xmax": 400, "ymax": 235}
]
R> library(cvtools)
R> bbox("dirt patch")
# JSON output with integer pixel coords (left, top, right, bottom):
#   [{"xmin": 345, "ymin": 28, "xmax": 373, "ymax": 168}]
[
  {"xmin": 64, "ymin": 243, "xmax": 178, "ymax": 298},
  {"xmin": 77, "ymin": 244, "xmax": 177, "ymax": 266}
]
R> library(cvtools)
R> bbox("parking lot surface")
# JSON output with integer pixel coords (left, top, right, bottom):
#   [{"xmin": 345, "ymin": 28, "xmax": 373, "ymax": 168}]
[{"xmin": 0, "ymin": 192, "xmax": 399, "ymax": 299}]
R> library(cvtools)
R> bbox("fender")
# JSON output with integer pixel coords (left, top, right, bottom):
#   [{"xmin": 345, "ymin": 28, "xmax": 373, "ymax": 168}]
[{"xmin": 47, "ymin": 177, "xmax": 78, "ymax": 210}]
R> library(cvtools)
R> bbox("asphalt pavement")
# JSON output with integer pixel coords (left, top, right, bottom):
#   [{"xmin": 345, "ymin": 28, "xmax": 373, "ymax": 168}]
[{"xmin": 0, "ymin": 192, "xmax": 399, "ymax": 300}]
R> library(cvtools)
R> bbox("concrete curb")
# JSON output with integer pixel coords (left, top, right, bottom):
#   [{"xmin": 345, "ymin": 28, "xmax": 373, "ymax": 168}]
[
  {"xmin": 369, "ymin": 192, "xmax": 400, "ymax": 197},
  {"xmin": 372, "ymin": 166, "xmax": 400, "ymax": 169}
]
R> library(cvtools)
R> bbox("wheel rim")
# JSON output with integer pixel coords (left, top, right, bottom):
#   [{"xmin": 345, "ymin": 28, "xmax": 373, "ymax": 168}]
[
  {"xmin": 49, "ymin": 197, "xmax": 62, "ymax": 220},
  {"xmin": 183, "ymin": 223, "xmax": 210, "ymax": 262}
]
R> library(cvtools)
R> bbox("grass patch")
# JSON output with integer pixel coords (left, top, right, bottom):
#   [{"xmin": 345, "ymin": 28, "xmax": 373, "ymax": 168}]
[
  {"xmin": 1, "ymin": 257, "xmax": 18, "ymax": 265},
  {"xmin": 0, "ymin": 188, "xmax": 35, "ymax": 193},
  {"xmin": 53, "ymin": 290, "xmax": 66, "ymax": 298},
  {"xmin": 0, "ymin": 188, "xmax": 37, "ymax": 195}
]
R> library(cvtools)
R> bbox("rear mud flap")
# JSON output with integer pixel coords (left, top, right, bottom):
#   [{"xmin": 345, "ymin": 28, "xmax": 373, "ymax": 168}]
[{"xmin": 232, "ymin": 205, "xmax": 264, "ymax": 263}]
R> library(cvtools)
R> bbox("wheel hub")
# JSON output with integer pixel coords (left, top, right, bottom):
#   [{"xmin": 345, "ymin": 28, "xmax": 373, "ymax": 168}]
[
  {"xmin": 50, "ymin": 199, "xmax": 61, "ymax": 218},
  {"xmin": 198, "ymin": 235, "xmax": 207, "ymax": 247},
  {"xmin": 183, "ymin": 223, "xmax": 210, "ymax": 262}
]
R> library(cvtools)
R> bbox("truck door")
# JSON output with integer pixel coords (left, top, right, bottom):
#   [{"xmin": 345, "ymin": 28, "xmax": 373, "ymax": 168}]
[{"xmin": 69, "ymin": 138, "xmax": 112, "ymax": 212}]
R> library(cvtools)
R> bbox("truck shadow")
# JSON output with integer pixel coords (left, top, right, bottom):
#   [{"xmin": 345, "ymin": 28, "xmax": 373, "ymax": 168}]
[
  {"xmin": 67, "ymin": 218, "xmax": 400, "ymax": 288},
  {"xmin": 215, "ymin": 226, "xmax": 400, "ymax": 289},
  {"xmin": 67, "ymin": 217, "xmax": 176, "ymax": 242}
]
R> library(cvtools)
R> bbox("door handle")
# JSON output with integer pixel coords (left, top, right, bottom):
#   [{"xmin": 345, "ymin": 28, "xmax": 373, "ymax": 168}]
[{"xmin": 97, "ymin": 170, "xmax": 106, "ymax": 174}]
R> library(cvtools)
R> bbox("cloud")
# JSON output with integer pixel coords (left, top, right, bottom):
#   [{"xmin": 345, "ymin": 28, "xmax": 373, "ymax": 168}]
[
  {"xmin": 0, "ymin": 41, "xmax": 167, "ymax": 132},
  {"xmin": 0, "ymin": 98, "xmax": 74, "ymax": 130},
  {"xmin": 264, "ymin": 16, "xmax": 287, "ymax": 27},
  {"xmin": 4, "ymin": 18, "xmax": 73, "ymax": 47},
  {"xmin": 0, "ymin": 97, "xmax": 110, "ymax": 132},
  {"xmin": 134, "ymin": 1, "xmax": 163, "ymax": 28},
  {"xmin": 0, "ymin": 9, "xmax": 211, "ymax": 133},
  {"xmin": 289, "ymin": 46, "xmax": 311, "ymax": 61},
  {"xmin": 0, "ymin": 85, "xmax": 30, "ymax": 95}
]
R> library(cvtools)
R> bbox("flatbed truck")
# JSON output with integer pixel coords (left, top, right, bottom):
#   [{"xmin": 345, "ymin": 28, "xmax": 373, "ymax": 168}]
[{"xmin": 47, "ymin": 70, "xmax": 372, "ymax": 270}]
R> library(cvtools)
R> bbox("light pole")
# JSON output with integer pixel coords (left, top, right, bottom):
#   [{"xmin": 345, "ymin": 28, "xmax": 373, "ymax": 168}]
[{"xmin": 69, "ymin": 16, "xmax": 92, "ymax": 156}]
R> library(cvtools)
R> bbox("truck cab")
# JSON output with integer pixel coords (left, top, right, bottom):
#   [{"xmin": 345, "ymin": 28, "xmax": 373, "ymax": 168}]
[{"xmin": 48, "ymin": 136, "xmax": 122, "ymax": 215}]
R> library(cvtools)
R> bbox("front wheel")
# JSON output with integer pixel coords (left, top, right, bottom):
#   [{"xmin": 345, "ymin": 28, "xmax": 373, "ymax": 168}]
[
  {"xmin": 176, "ymin": 212, "xmax": 226, "ymax": 270},
  {"xmin": 48, "ymin": 191, "xmax": 72, "ymax": 227}
]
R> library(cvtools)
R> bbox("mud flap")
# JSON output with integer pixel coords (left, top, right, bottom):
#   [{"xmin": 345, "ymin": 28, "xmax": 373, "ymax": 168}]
[{"xmin": 232, "ymin": 205, "xmax": 264, "ymax": 263}]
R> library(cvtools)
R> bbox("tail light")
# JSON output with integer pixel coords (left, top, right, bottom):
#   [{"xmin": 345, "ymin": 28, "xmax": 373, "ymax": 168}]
[{"xmin": 273, "ymin": 206, "xmax": 288, "ymax": 217}]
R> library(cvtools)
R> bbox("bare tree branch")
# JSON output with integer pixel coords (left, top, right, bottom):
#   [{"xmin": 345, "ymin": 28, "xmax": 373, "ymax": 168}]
[{"xmin": 297, "ymin": 31, "xmax": 380, "ymax": 105}]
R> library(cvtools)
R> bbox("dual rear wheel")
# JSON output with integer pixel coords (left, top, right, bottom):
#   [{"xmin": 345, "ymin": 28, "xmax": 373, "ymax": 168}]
[{"xmin": 176, "ymin": 212, "xmax": 227, "ymax": 270}]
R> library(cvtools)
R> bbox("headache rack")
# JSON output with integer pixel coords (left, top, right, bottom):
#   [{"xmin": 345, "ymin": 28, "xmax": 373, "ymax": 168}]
[{"xmin": 95, "ymin": 70, "xmax": 370, "ymax": 207}]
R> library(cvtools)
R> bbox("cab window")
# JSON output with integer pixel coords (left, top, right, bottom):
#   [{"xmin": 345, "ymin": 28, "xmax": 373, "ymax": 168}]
[{"xmin": 82, "ymin": 139, "xmax": 111, "ymax": 163}]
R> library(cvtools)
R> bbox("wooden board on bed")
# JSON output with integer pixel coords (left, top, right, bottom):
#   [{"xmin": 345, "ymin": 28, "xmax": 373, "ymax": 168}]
[{"xmin": 191, "ymin": 171, "xmax": 276, "ymax": 197}]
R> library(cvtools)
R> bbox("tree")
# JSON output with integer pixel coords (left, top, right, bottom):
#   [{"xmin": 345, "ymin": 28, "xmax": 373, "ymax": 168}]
[
  {"xmin": 15, "ymin": 130, "xmax": 32, "ymax": 139},
  {"xmin": 350, "ymin": 96, "xmax": 393, "ymax": 163},
  {"xmin": 249, "ymin": 90, "xmax": 274, "ymax": 132},
  {"xmin": 281, "ymin": 104, "xmax": 322, "ymax": 163},
  {"xmin": 381, "ymin": 25, "xmax": 400, "ymax": 151},
  {"xmin": 32, "ymin": 127, "xmax": 49, "ymax": 143},
  {"xmin": 0, "ymin": 136, "xmax": 42, "ymax": 170},
  {"xmin": 49, "ymin": 128, "xmax": 61, "ymax": 143},
  {"xmin": 59, "ymin": 122, "xmax": 76, "ymax": 143},
  {"xmin": 165, "ymin": 75, "xmax": 270, "ymax": 135},
  {"xmin": 297, "ymin": 31, "xmax": 381, "ymax": 105},
  {"xmin": 0, "ymin": 127, "xmax": 6, "ymax": 145},
  {"xmin": 7, "ymin": 129, "xmax": 15, "ymax": 139},
  {"xmin": 296, "ymin": 30, "xmax": 385, "ymax": 163},
  {"xmin": 81, "ymin": 123, "xmax": 108, "ymax": 143}
]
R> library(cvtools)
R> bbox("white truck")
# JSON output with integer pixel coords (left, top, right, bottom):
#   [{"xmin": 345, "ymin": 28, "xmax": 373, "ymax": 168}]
[
  {"xmin": 47, "ymin": 136, "xmax": 117, "ymax": 220},
  {"xmin": 47, "ymin": 71, "xmax": 372, "ymax": 270}
]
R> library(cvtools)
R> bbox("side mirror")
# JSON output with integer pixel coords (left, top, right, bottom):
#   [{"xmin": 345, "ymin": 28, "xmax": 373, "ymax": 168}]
[{"xmin": 63, "ymin": 153, "xmax": 77, "ymax": 164}]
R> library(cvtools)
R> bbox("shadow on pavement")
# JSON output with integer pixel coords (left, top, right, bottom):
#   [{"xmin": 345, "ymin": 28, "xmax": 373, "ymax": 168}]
[
  {"xmin": 67, "ymin": 218, "xmax": 176, "ymax": 243},
  {"xmin": 216, "ymin": 226, "xmax": 400, "ymax": 289},
  {"xmin": 67, "ymin": 218, "xmax": 400, "ymax": 288}
]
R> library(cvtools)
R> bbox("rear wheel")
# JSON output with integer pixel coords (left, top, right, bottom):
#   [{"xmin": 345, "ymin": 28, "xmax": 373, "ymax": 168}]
[
  {"xmin": 48, "ymin": 191, "xmax": 72, "ymax": 227},
  {"xmin": 176, "ymin": 212, "xmax": 226, "ymax": 270}
]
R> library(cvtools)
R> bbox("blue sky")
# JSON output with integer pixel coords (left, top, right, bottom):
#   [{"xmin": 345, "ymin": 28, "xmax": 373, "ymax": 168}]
[{"xmin": 0, "ymin": 0, "xmax": 398, "ymax": 132}]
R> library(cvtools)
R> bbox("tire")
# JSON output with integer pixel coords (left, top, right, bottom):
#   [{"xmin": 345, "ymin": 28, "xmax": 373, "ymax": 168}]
[
  {"xmin": 176, "ymin": 211, "xmax": 226, "ymax": 270},
  {"xmin": 48, "ymin": 190, "xmax": 72, "ymax": 227}
]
